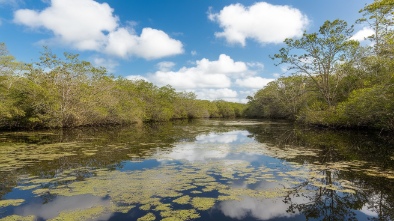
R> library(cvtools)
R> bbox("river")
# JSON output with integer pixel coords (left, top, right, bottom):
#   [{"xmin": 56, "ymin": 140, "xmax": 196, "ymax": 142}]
[{"xmin": 0, "ymin": 119, "xmax": 393, "ymax": 220}]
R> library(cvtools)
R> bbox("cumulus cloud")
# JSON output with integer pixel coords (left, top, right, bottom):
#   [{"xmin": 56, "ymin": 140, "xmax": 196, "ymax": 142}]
[
  {"xmin": 126, "ymin": 75, "xmax": 149, "ymax": 82},
  {"xmin": 16, "ymin": 195, "xmax": 111, "ymax": 220},
  {"xmin": 105, "ymin": 27, "xmax": 183, "ymax": 59},
  {"xmin": 145, "ymin": 54, "xmax": 270, "ymax": 102},
  {"xmin": 219, "ymin": 196, "xmax": 298, "ymax": 220},
  {"xmin": 150, "ymin": 54, "xmax": 247, "ymax": 90},
  {"xmin": 13, "ymin": 0, "xmax": 183, "ymax": 59},
  {"xmin": 235, "ymin": 76, "xmax": 274, "ymax": 89},
  {"xmin": 197, "ymin": 131, "xmax": 249, "ymax": 144},
  {"xmin": 14, "ymin": 0, "xmax": 118, "ymax": 50},
  {"xmin": 209, "ymin": 2, "xmax": 309, "ymax": 46},
  {"xmin": 195, "ymin": 88, "xmax": 238, "ymax": 100},
  {"xmin": 156, "ymin": 61, "xmax": 176, "ymax": 72},
  {"xmin": 350, "ymin": 27, "xmax": 374, "ymax": 41},
  {"xmin": 92, "ymin": 57, "xmax": 119, "ymax": 73},
  {"xmin": 157, "ymin": 143, "xmax": 230, "ymax": 163}
]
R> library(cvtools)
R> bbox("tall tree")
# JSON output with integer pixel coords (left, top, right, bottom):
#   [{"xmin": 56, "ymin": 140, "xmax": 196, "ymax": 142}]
[
  {"xmin": 273, "ymin": 20, "xmax": 359, "ymax": 107},
  {"xmin": 357, "ymin": 0, "xmax": 394, "ymax": 56}
]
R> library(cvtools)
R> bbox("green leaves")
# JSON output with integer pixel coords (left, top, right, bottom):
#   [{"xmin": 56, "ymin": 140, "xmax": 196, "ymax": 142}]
[
  {"xmin": 273, "ymin": 19, "xmax": 359, "ymax": 107},
  {"xmin": 0, "ymin": 43, "xmax": 247, "ymax": 129}
]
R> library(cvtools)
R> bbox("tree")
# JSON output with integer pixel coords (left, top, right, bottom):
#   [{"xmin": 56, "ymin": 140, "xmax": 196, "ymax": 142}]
[
  {"xmin": 27, "ymin": 47, "xmax": 112, "ymax": 127},
  {"xmin": 357, "ymin": 0, "xmax": 394, "ymax": 56},
  {"xmin": 273, "ymin": 20, "xmax": 360, "ymax": 107},
  {"xmin": 0, "ymin": 43, "xmax": 27, "ymax": 127}
]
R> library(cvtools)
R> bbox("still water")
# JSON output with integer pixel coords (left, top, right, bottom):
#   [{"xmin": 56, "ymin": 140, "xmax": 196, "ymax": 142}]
[{"xmin": 0, "ymin": 119, "xmax": 393, "ymax": 221}]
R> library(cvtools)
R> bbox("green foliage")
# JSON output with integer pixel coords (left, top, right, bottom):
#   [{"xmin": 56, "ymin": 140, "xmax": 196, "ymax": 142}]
[
  {"xmin": 273, "ymin": 19, "xmax": 359, "ymax": 107},
  {"xmin": 0, "ymin": 43, "xmax": 246, "ymax": 129},
  {"xmin": 247, "ymin": 1, "xmax": 394, "ymax": 131},
  {"xmin": 244, "ymin": 75, "xmax": 310, "ymax": 119},
  {"xmin": 336, "ymin": 85, "xmax": 394, "ymax": 130},
  {"xmin": 357, "ymin": 0, "xmax": 394, "ymax": 55}
]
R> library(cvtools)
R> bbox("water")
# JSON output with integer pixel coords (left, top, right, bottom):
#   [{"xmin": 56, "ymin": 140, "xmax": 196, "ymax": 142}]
[{"xmin": 0, "ymin": 119, "xmax": 393, "ymax": 221}]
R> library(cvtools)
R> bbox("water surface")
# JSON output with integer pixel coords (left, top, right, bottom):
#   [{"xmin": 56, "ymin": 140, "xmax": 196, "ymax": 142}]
[{"xmin": 0, "ymin": 120, "xmax": 393, "ymax": 220}]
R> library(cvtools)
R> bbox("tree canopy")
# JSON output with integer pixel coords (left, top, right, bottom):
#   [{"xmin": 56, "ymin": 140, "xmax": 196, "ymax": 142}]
[
  {"xmin": 247, "ymin": 0, "xmax": 394, "ymax": 131},
  {"xmin": 0, "ymin": 44, "xmax": 246, "ymax": 129}
]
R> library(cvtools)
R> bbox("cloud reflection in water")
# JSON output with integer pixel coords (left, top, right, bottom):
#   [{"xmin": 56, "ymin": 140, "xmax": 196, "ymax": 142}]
[{"xmin": 15, "ymin": 194, "xmax": 111, "ymax": 220}]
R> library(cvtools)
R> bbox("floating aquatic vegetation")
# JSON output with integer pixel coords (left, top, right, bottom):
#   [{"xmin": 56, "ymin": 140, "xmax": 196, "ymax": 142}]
[
  {"xmin": 173, "ymin": 195, "xmax": 190, "ymax": 205},
  {"xmin": 16, "ymin": 184, "xmax": 41, "ymax": 190},
  {"xmin": 137, "ymin": 213, "xmax": 156, "ymax": 221},
  {"xmin": 110, "ymin": 203, "xmax": 135, "ymax": 214},
  {"xmin": 83, "ymin": 150, "xmax": 98, "ymax": 156},
  {"xmin": 48, "ymin": 206, "xmax": 106, "ymax": 221},
  {"xmin": 191, "ymin": 197, "xmax": 216, "ymax": 211},
  {"xmin": 0, "ymin": 199, "xmax": 25, "ymax": 207},
  {"xmin": 7, "ymin": 145, "xmax": 370, "ymax": 220},
  {"xmin": 160, "ymin": 209, "xmax": 200, "ymax": 220},
  {"xmin": 155, "ymin": 203, "xmax": 172, "ymax": 211},
  {"xmin": 139, "ymin": 204, "xmax": 152, "ymax": 211},
  {"xmin": 0, "ymin": 215, "xmax": 36, "ymax": 221},
  {"xmin": 2, "ymin": 123, "xmax": 393, "ymax": 221}
]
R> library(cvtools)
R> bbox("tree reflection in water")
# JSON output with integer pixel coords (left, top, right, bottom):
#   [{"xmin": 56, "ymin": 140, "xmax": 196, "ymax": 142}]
[{"xmin": 247, "ymin": 123, "xmax": 394, "ymax": 220}]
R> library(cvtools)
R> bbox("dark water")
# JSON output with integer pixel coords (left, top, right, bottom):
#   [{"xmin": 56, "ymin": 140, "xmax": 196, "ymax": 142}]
[{"xmin": 0, "ymin": 119, "xmax": 393, "ymax": 221}]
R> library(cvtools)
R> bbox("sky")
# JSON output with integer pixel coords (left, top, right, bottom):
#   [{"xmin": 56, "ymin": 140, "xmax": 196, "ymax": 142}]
[{"xmin": 0, "ymin": 0, "xmax": 373, "ymax": 103}]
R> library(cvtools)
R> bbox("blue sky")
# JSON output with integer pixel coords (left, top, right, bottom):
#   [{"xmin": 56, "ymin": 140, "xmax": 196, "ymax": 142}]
[{"xmin": 0, "ymin": 0, "xmax": 373, "ymax": 102}]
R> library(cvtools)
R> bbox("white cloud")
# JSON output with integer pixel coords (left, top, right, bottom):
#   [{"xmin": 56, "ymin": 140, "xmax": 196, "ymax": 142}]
[
  {"xmin": 92, "ymin": 57, "xmax": 119, "ymax": 73},
  {"xmin": 150, "ymin": 54, "xmax": 247, "ymax": 89},
  {"xmin": 350, "ymin": 27, "xmax": 374, "ymax": 41},
  {"xmin": 360, "ymin": 204, "xmax": 378, "ymax": 217},
  {"xmin": 16, "ymin": 195, "xmax": 111, "ymax": 220},
  {"xmin": 197, "ymin": 131, "xmax": 249, "ymax": 143},
  {"xmin": 235, "ymin": 76, "xmax": 274, "ymax": 89},
  {"xmin": 157, "ymin": 143, "xmax": 230, "ymax": 163},
  {"xmin": 156, "ymin": 61, "xmax": 176, "ymax": 72},
  {"xmin": 126, "ymin": 75, "xmax": 149, "ymax": 82},
  {"xmin": 191, "ymin": 50, "xmax": 197, "ymax": 56},
  {"xmin": 153, "ymin": 71, "xmax": 231, "ymax": 89},
  {"xmin": 13, "ymin": 0, "xmax": 183, "ymax": 59},
  {"xmin": 14, "ymin": 0, "xmax": 118, "ymax": 50},
  {"xmin": 105, "ymin": 27, "xmax": 183, "ymax": 59},
  {"xmin": 146, "ymin": 54, "xmax": 268, "ymax": 102},
  {"xmin": 246, "ymin": 62, "xmax": 264, "ymax": 70},
  {"xmin": 209, "ymin": 2, "xmax": 309, "ymax": 46},
  {"xmin": 197, "ymin": 54, "xmax": 248, "ymax": 75},
  {"xmin": 135, "ymin": 28, "xmax": 183, "ymax": 59},
  {"xmin": 220, "ymin": 196, "xmax": 298, "ymax": 220},
  {"xmin": 195, "ymin": 88, "xmax": 238, "ymax": 100}
]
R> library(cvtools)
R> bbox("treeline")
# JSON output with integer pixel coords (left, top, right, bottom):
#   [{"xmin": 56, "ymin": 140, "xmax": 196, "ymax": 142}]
[
  {"xmin": 245, "ymin": 0, "xmax": 394, "ymax": 131},
  {"xmin": 0, "ymin": 45, "xmax": 246, "ymax": 129}
]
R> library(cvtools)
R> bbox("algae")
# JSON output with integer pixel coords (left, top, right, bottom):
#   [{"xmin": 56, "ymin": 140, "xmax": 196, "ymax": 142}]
[
  {"xmin": 48, "ymin": 206, "xmax": 106, "ymax": 221},
  {"xmin": 0, "ymin": 215, "xmax": 36, "ymax": 221},
  {"xmin": 0, "ymin": 199, "xmax": 25, "ymax": 207},
  {"xmin": 173, "ymin": 195, "xmax": 190, "ymax": 205},
  {"xmin": 191, "ymin": 197, "xmax": 216, "ymax": 211},
  {"xmin": 137, "ymin": 213, "xmax": 156, "ymax": 221}
]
